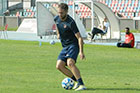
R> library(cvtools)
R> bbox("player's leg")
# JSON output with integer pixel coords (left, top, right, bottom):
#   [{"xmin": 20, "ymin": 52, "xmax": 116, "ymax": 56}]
[
  {"xmin": 67, "ymin": 58, "xmax": 86, "ymax": 91},
  {"xmin": 96, "ymin": 28, "xmax": 105, "ymax": 36},
  {"xmin": 91, "ymin": 33, "xmax": 96, "ymax": 40},
  {"xmin": 91, "ymin": 28, "xmax": 96, "ymax": 40},
  {"xmin": 91, "ymin": 27, "xmax": 103, "ymax": 41},
  {"xmin": 56, "ymin": 47, "xmax": 77, "ymax": 81},
  {"xmin": 66, "ymin": 45, "xmax": 82, "ymax": 81},
  {"xmin": 66, "ymin": 45, "xmax": 86, "ymax": 90},
  {"xmin": 56, "ymin": 60, "xmax": 74, "ymax": 77},
  {"xmin": 117, "ymin": 43, "xmax": 132, "ymax": 48},
  {"xmin": 67, "ymin": 58, "xmax": 81, "ymax": 79},
  {"xmin": 117, "ymin": 42, "xmax": 122, "ymax": 47},
  {"xmin": 121, "ymin": 43, "xmax": 132, "ymax": 48}
]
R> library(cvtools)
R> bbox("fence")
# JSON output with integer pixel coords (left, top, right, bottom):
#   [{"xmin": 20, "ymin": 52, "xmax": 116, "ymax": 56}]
[{"xmin": 0, "ymin": 16, "xmax": 139, "ymax": 31}]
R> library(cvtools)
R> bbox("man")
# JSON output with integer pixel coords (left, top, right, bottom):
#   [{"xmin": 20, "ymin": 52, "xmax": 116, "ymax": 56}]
[
  {"xmin": 102, "ymin": 17, "xmax": 109, "ymax": 33},
  {"xmin": 117, "ymin": 27, "xmax": 135, "ymax": 48},
  {"xmin": 88, "ymin": 17, "xmax": 109, "ymax": 41},
  {"xmin": 54, "ymin": 3, "xmax": 86, "ymax": 91}
]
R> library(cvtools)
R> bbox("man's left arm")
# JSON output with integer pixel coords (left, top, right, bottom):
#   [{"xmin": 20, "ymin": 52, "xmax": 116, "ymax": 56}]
[
  {"xmin": 128, "ymin": 34, "xmax": 134, "ymax": 44},
  {"xmin": 128, "ymin": 40, "xmax": 132, "ymax": 44},
  {"xmin": 75, "ymin": 32, "xmax": 85, "ymax": 60}
]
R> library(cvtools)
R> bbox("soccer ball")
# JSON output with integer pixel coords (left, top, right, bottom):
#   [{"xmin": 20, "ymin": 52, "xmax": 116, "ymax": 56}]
[
  {"xmin": 61, "ymin": 78, "xmax": 74, "ymax": 90},
  {"xmin": 50, "ymin": 40, "xmax": 55, "ymax": 45}
]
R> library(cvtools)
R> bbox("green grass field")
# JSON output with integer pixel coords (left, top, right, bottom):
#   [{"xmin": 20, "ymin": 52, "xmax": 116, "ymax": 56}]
[{"xmin": 0, "ymin": 39, "xmax": 140, "ymax": 93}]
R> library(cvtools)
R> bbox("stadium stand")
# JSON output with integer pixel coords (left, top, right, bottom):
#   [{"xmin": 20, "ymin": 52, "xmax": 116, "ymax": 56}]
[
  {"xmin": 98, "ymin": 0, "xmax": 140, "ymax": 18},
  {"xmin": 14, "ymin": 6, "xmax": 36, "ymax": 17},
  {"xmin": 13, "ymin": 0, "xmax": 140, "ymax": 19}
]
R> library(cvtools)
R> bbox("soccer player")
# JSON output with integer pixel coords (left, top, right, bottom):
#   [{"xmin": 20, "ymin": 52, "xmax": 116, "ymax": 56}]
[
  {"xmin": 117, "ymin": 27, "xmax": 135, "ymax": 48},
  {"xmin": 54, "ymin": 3, "xmax": 86, "ymax": 91}
]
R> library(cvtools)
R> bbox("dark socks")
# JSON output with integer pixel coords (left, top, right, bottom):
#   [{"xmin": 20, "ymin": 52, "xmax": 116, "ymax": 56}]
[
  {"xmin": 77, "ymin": 78, "xmax": 84, "ymax": 85},
  {"xmin": 71, "ymin": 76, "xmax": 84, "ymax": 86},
  {"xmin": 71, "ymin": 75, "xmax": 77, "ymax": 81}
]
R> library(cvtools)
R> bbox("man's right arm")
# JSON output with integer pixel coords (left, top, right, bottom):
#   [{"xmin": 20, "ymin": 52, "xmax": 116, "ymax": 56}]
[
  {"xmin": 54, "ymin": 16, "xmax": 60, "ymax": 39},
  {"xmin": 55, "ymin": 24, "xmax": 60, "ymax": 39},
  {"xmin": 102, "ymin": 21, "xmax": 106, "ymax": 31},
  {"xmin": 128, "ymin": 34, "xmax": 134, "ymax": 44}
]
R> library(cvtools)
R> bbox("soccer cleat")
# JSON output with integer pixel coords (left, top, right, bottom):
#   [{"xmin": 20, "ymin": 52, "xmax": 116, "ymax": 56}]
[
  {"xmin": 75, "ymin": 85, "xmax": 86, "ymax": 91},
  {"xmin": 72, "ymin": 82, "xmax": 79, "ymax": 89}
]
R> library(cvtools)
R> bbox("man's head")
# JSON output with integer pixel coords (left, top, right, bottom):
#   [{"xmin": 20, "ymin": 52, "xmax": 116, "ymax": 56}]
[
  {"xmin": 58, "ymin": 3, "xmax": 68, "ymax": 21},
  {"xmin": 125, "ymin": 27, "xmax": 130, "ymax": 34},
  {"xmin": 104, "ymin": 17, "xmax": 107, "ymax": 22}
]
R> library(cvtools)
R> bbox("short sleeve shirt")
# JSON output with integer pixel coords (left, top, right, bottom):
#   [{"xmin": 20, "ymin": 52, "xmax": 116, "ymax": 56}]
[
  {"xmin": 125, "ymin": 33, "xmax": 135, "ymax": 47},
  {"xmin": 104, "ymin": 22, "xmax": 109, "ymax": 32},
  {"xmin": 54, "ymin": 15, "xmax": 79, "ymax": 47}
]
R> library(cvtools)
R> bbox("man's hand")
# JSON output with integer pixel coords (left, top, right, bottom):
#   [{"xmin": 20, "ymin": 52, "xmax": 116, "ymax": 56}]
[
  {"xmin": 57, "ymin": 34, "xmax": 60, "ymax": 39},
  {"xmin": 79, "ymin": 52, "xmax": 85, "ymax": 60}
]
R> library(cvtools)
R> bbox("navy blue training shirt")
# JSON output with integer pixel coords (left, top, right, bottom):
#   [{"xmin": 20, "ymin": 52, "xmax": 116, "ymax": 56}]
[{"xmin": 54, "ymin": 15, "xmax": 79, "ymax": 47}]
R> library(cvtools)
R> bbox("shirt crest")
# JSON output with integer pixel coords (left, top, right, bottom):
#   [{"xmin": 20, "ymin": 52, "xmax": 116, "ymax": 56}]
[{"xmin": 64, "ymin": 24, "xmax": 67, "ymax": 28}]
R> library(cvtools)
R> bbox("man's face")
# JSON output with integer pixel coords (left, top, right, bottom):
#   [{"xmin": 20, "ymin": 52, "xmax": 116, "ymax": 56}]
[
  {"xmin": 125, "ymin": 29, "xmax": 129, "ymax": 34},
  {"xmin": 104, "ymin": 18, "xmax": 107, "ymax": 22},
  {"xmin": 58, "ymin": 8, "xmax": 67, "ymax": 20}
]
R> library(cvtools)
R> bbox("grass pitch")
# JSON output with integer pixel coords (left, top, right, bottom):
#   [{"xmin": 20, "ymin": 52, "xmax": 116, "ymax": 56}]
[{"xmin": 0, "ymin": 39, "xmax": 140, "ymax": 93}]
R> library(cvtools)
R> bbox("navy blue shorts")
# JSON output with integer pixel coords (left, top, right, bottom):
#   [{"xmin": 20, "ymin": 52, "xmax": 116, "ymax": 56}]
[{"xmin": 57, "ymin": 44, "xmax": 79, "ymax": 63}]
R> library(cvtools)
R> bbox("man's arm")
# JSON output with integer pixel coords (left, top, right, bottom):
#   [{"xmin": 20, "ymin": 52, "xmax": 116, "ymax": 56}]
[
  {"xmin": 127, "ymin": 40, "xmax": 132, "ymax": 44},
  {"xmin": 55, "ymin": 24, "xmax": 60, "ymax": 39},
  {"xmin": 75, "ymin": 32, "xmax": 85, "ymax": 60},
  {"xmin": 102, "ymin": 21, "xmax": 106, "ymax": 31}
]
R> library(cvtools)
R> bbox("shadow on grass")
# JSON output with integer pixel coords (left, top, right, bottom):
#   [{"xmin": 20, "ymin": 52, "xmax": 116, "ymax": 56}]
[{"xmin": 86, "ymin": 88, "xmax": 140, "ymax": 91}]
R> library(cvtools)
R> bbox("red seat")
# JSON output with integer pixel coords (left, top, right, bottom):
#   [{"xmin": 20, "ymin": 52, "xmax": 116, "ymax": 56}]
[
  {"xmin": 52, "ymin": 24, "xmax": 56, "ymax": 30},
  {"xmin": 5, "ymin": 24, "xmax": 8, "ymax": 31},
  {"xmin": 30, "ymin": 12, "xmax": 35, "ymax": 17},
  {"xmin": 0, "ymin": 24, "xmax": 8, "ymax": 39}
]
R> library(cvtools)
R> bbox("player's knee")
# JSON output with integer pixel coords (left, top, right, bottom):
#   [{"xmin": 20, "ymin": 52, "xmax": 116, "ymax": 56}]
[
  {"xmin": 56, "ymin": 63, "xmax": 61, "ymax": 70},
  {"xmin": 67, "ymin": 59, "xmax": 75, "ymax": 68},
  {"xmin": 56, "ymin": 60, "xmax": 65, "ymax": 70}
]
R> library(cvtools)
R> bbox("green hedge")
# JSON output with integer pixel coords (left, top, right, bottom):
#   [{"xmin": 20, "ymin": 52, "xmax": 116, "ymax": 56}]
[
  {"xmin": 0, "ymin": 27, "xmax": 18, "ymax": 31},
  {"xmin": 121, "ymin": 29, "xmax": 140, "ymax": 33}
]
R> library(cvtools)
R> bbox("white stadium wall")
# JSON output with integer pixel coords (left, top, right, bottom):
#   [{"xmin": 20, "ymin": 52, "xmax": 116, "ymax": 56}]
[{"xmin": 36, "ymin": 2, "xmax": 55, "ymax": 36}]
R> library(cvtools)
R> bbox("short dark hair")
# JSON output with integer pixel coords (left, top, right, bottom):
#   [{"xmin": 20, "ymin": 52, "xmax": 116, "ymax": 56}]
[
  {"xmin": 125, "ymin": 27, "xmax": 130, "ymax": 31},
  {"xmin": 58, "ymin": 3, "xmax": 68, "ymax": 11}
]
